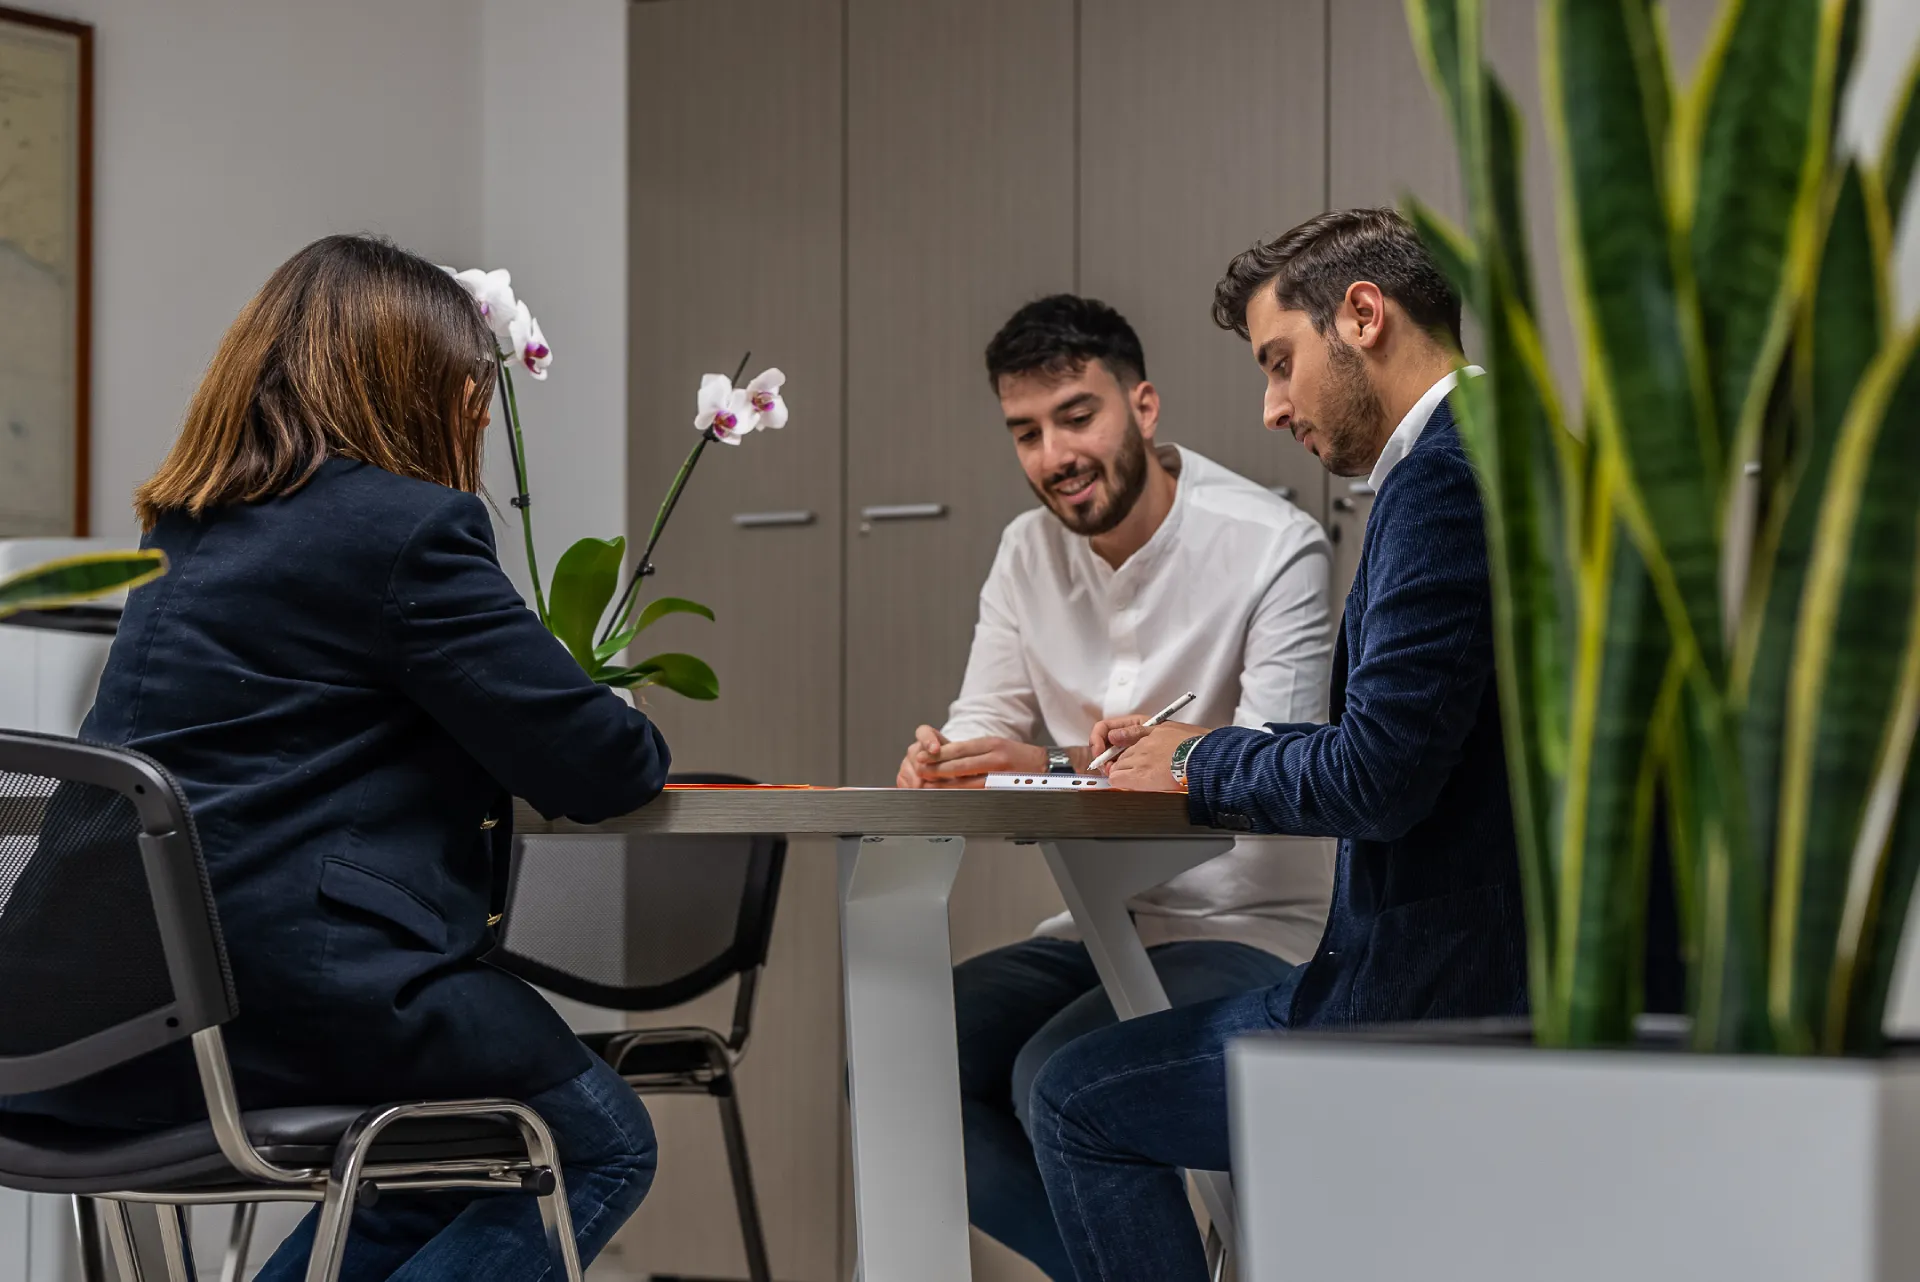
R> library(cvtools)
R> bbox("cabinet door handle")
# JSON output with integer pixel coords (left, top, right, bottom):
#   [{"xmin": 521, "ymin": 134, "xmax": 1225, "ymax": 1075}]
[
  {"xmin": 1331, "ymin": 496, "xmax": 1357, "ymax": 513},
  {"xmin": 1347, "ymin": 480, "xmax": 1377, "ymax": 496},
  {"xmin": 732, "ymin": 510, "xmax": 816, "ymax": 528},
  {"xmin": 860, "ymin": 503, "xmax": 948, "ymax": 521}
]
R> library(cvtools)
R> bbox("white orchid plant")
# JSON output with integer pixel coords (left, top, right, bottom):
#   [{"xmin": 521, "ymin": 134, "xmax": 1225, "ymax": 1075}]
[{"xmin": 445, "ymin": 266, "xmax": 789, "ymax": 701}]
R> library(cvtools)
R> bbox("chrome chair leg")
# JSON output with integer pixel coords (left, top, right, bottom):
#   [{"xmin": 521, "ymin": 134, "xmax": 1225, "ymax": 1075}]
[
  {"xmin": 99, "ymin": 1200, "xmax": 145, "ymax": 1282},
  {"xmin": 714, "ymin": 1079, "xmax": 773, "ymax": 1282},
  {"xmin": 72, "ymin": 1197, "xmax": 108, "ymax": 1282},
  {"xmin": 1205, "ymin": 1220, "xmax": 1229, "ymax": 1282},
  {"xmin": 221, "ymin": 1202, "xmax": 259, "ymax": 1282},
  {"xmin": 154, "ymin": 1204, "xmax": 195, "ymax": 1282},
  {"xmin": 514, "ymin": 1113, "xmax": 585, "ymax": 1282},
  {"xmin": 301, "ymin": 1174, "xmax": 358, "ymax": 1282}
]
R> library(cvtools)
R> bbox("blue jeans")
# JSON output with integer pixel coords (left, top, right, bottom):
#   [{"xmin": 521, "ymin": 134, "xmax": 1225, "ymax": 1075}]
[
  {"xmin": 254, "ymin": 1056, "xmax": 657, "ymax": 1282},
  {"xmin": 1028, "ymin": 980, "xmax": 1295, "ymax": 1282},
  {"xmin": 955, "ymin": 938, "xmax": 1294, "ymax": 1282}
]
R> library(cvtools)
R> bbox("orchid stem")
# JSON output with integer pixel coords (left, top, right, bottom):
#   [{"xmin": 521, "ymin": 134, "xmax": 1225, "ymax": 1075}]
[
  {"xmin": 497, "ymin": 357, "xmax": 548, "ymax": 624},
  {"xmin": 598, "ymin": 349, "xmax": 751, "ymax": 648}
]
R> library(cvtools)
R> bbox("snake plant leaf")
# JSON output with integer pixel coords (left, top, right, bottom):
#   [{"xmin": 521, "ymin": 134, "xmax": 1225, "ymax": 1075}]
[
  {"xmin": 1831, "ymin": 0, "xmax": 1863, "ymax": 147},
  {"xmin": 548, "ymin": 536, "xmax": 626, "ymax": 672},
  {"xmin": 0, "ymin": 551, "xmax": 168, "ymax": 619},
  {"xmin": 1740, "ymin": 162, "xmax": 1889, "ymax": 889},
  {"xmin": 1405, "ymin": 0, "xmax": 1464, "ymax": 135},
  {"xmin": 1558, "ymin": 475, "xmax": 1671, "ymax": 1046},
  {"xmin": 1828, "ymin": 558, "xmax": 1920, "ymax": 1053},
  {"xmin": 1404, "ymin": 197, "xmax": 1479, "ymax": 319},
  {"xmin": 1449, "ymin": 300, "xmax": 1573, "ymax": 1041},
  {"xmin": 1544, "ymin": 0, "xmax": 1724, "ymax": 678},
  {"xmin": 1685, "ymin": 0, "xmax": 1830, "ymax": 494},
  {"xmin": 1768, "ymin": 323, "xmax": 1920, "ymax": 1051},
  {"xmin": 592, "ymin": 597, "xmax": 716, "ymax": 665},
  {"xmin": 603, "ymin": 652, "xmax": 719, "ymax": 701},
  {"xmin": 1884, "ymin": 44, "xmax": 1920, "ymax": 222}
]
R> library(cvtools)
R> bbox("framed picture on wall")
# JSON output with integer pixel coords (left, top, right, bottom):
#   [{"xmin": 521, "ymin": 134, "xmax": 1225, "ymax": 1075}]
[{"xmin": 0, "ymin": 5, "xmax": 91, "ymax": 537}]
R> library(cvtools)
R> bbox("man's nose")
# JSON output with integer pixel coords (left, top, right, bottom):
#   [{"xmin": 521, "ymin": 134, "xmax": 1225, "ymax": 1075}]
[
  {"xmin": 1264, "ymin": 390, "xmax": 1291, "ymax": 433},
  {"xmin": 1038, "ymin": 429, "xmax": 1080, "ymax": 476}
]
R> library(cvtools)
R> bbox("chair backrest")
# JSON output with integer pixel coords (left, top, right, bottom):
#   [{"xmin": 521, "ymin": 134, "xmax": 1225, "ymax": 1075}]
[
  {"xmin": 490, "ymin": 773, "xmax": 787, "ymax": 1012},
  {"xmin": 0, "ymin": 730, "xmax": 236, "ymax": 1096}
]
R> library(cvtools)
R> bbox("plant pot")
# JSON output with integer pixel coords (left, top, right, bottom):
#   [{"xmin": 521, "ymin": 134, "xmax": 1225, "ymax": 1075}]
[{"xmin": 1228, "ymin": 1020, "xmax": 1920, "ymax": 1281}]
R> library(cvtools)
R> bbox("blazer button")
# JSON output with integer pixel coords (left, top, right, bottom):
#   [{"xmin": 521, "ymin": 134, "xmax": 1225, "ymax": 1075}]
[{"xmin": 480, "ymin": 818, "xmax": 499, "ymax": 830}]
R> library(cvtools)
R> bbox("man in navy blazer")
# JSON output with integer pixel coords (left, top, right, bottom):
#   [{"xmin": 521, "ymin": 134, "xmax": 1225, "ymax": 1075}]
[{"xmin": 1028, "ymin": 208, "xmax": 1524, "ymax": 1281}]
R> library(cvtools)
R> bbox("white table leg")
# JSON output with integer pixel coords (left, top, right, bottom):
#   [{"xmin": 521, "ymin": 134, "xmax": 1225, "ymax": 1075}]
[
  {"xmin": 1040, "ymin": 838, "xmax": 1241, "ymax": 1243},
  {"xmin": 839, "ymin": 835, "xmax": 972, "ymax": 1282}
]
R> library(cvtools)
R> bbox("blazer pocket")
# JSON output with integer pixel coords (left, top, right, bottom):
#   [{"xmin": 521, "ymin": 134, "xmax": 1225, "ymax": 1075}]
[{"xmin": 318, "ymin": 857, "xmax": 449, "ymax": 951}]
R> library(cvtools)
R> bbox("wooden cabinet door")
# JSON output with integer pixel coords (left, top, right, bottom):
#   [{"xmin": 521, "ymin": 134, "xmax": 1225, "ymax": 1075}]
[
  {"xmin": 621, "ymin": 6, "xmax": 848, "ymax": 1281},
  {"xmin": 1078, "ymin": 0, "xmax": 1331, "ymax": 525},
  {"xmin": 627, "ymin": 0, "xmax": 846, "ymax": 791},
  {"xmin": 842, "ymin": 0, "xmax": 1077, "ymax": 786}
]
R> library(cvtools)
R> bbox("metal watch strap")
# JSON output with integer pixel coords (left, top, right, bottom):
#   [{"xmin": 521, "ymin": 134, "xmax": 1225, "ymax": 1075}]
[
  {"xmin": 1169, "ymin": 735, "xmax": 1205, "ymax": 788},
  {"xmin": 1047, "ymin": 747, "xmax": 1074, "ymax": 775}
]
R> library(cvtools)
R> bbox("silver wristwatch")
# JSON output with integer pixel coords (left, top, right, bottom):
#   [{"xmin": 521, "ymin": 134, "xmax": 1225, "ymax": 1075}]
[
  {"xmin": 1169, "ymin": 735, "xmax": 1205, "ymax": 789},
  {"xmin": 1047, "ymin": 747, "xmax": 1075, "ymax": 775}
]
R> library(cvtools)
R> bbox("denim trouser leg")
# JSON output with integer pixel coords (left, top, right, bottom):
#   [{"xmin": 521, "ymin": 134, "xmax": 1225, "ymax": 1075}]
[
  {"xmin": 252, "ymin": 1055, "xmax": 657, "ymax": 1282},
  {"xmin": 1028, "ymin": 984, "xmax": 1288, "ymax": 1282},
  {"xmin": 954, "ymin": 938, "xmax": 1294, "ymax": 1282}
]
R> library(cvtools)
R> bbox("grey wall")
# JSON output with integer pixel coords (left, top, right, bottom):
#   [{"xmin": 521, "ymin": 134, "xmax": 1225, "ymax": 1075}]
[{"xmin": 39, "ymin": 0, "xmax": 484, "ymax": 541}]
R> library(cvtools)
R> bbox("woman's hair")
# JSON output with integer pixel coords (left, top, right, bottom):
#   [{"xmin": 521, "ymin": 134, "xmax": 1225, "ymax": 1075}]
[{"xmin": 134, "ymin": 234, "xmax": 498, "ymax": 530}]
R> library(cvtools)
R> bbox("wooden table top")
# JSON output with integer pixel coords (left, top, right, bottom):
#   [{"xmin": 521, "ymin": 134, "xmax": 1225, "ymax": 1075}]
[{"xmin": 514, "ymin": 785, "xmax": 1216, "ymax": 839}]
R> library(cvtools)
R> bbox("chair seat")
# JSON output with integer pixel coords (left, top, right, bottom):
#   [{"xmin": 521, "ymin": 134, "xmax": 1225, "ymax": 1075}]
[
  {"xmin": 581, "ymin": 1029, "xmax": 725, "ymax": 1080},
  {"xmin": 0, "ymin": 1104, "xmax": 527, "ymax": 1195}
]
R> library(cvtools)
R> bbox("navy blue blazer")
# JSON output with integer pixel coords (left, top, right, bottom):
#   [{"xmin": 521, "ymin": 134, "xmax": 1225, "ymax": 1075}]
[
  {"xmin": 1186, "ymin": 400, "xmax": 1527, "ymax": 1027},
  {"xmin": 12, "ymin": 458, "xmax": 669, "ymax": 1127}
]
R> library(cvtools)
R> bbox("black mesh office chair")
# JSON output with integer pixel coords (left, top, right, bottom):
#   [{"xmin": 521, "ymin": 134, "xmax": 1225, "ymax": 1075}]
[
  {"xmin": 489, "ymin": 772, "xmax": 788, "ymax": 1282},
  {"xmin": 0, "ymin": 729, "xmax": 588, "ymax": 1282}
]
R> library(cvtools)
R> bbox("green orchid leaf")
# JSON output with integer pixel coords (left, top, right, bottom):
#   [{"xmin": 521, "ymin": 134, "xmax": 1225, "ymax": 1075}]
[
  {"xmin": 0, "ymin": 551, "xmax": 168, "ymax": 619},
  {"xmin": 1740, "ymin": 161, "xmax": 1889, "ymax": 939},
  {"xmin": 603, "ymin": 652, "xmax": 719, "ymax": 701},
  {"xmin": 1884, "ymin": 43, "xmax": 1920, "ymax": 222},
  {"xmin": 1768, "ymin": 323, "xmax": 1920, "ymax": 1051},
  {"xmin": 547, "ymin": 536, "xmax": 626, "ymax": 672},
  {"xmin": 1544, "ymin": 0, "xmax": 1724, "ymax": 678},
  {"xmin": 592, "ymin": 597, "xmax": 715, "ymax": 665},
  {"xmin": 1686, "ymin": 0, "xmax": 1829, "ymax": 485},
  {"xmin": 633, "ymin": 596, "xmax": 715, "ymax": 634}
]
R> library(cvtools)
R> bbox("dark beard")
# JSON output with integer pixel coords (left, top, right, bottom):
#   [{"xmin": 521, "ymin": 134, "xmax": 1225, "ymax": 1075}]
[
  {"xmin": 1297, "ymin": 333, "xmax": 1388, "ymax": 477},
  {"xmin": 1032, "ymin": 415, "xmax": 1152, "ymax": 537}
]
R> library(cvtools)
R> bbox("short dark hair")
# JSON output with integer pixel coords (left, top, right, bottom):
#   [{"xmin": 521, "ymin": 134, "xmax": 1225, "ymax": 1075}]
[
  {"xmin": 1212, "ymin": 208, "xmax": 1462, "ymax": 349},
  {"xmin": 985, "ymin": 294, "xmax": 1147, "ymax": 390}
]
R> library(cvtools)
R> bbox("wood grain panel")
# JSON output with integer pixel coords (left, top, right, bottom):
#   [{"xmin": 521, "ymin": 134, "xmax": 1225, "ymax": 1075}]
[
  {"xmin": 842, "ymin": 0, "xmax": 1077, "ymax": 787},
  {"xmin": 621, "ymin": 4, "xmax": 846, "ymax": 1277},
  {"xmin": 627, "ymin": 0, "xmax": 845, "ymax": 789},
  {"xmin": 1079, "ymin": 0, "xmax": 1331, "ymax": 523},
  {"xmin": 521, "ymin": 786, "xmax": 1207, "ymax": 839}
]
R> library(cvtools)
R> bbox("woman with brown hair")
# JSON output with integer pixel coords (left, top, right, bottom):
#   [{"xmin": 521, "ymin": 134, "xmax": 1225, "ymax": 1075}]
[{"xmin": 5, "ymin": 234, "xmax": 669, "ymax": 1279}]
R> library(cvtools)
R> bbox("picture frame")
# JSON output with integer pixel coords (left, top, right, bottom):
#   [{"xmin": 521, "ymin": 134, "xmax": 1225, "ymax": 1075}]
[{"xmin": 0, "ymin": 4, "xmax": 92, "ymax": 536}]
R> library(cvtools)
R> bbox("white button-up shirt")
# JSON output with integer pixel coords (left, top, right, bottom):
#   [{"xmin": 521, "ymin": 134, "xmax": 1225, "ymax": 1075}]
[
  {"xmin": 942, "ymin": 445, "xmax": 1336, "ymax": 961},
  {"xmin": 1367, "ymin": 365, "xmax": 1484, "ymax": 492}
]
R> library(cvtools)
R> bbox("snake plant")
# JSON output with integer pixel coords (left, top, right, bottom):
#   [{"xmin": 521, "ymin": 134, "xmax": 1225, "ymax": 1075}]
[
  {"xmin": 0, "ymin": 551, "xmax": 167, "ymax": 621},
  {"xmin": 1405, "ymin": 0, "xmax": 1920, "ymax": 1053}
]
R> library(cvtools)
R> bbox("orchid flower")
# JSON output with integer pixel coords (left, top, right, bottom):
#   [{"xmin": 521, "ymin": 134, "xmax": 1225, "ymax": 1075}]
[
  {"xmin": 694, "ymin": 373, "xmax": 756, "ymax": 445},
  {"xmin": 506, "ymin": 300, "xmax": 552, "ymax": 380},
  {"xmin": 744, "ymin": 367, "xmax": 788, "ymax": 430},
  {"xmin": 449, "ymin": 267, "xmax": 518, "ymax": 343}
]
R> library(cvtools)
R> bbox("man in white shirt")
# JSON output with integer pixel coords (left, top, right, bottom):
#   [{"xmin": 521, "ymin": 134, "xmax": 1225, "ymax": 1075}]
[{"xmin": 893, "ymin": 294, "xmax": 1333, "ymax": 1280}]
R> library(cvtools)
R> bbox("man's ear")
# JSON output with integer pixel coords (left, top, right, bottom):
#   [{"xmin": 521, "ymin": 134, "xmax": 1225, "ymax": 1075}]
[
  {"xmin": 1341, "ymin": 281, "xmax": 1388, "ymax": 351},
  {"xmin": 1132, "ymin": 379, "xmax": 1162, "ymax": 440}
]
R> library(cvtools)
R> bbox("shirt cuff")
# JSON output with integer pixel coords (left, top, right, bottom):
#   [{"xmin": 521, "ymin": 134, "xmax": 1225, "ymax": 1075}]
[{"xmin": 1183, "ymin": 725, "xmax": 1265, "ymax": 826}]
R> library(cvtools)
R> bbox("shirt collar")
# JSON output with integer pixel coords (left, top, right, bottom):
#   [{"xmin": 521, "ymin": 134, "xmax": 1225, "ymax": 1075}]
[{"xmin": 1366, "ymin": 365, "xmax": 1485, "ymax": 493}]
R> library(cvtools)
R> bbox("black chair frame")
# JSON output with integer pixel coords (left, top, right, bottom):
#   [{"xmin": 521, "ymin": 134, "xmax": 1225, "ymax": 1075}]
[
  {"xmin": 0, "ymin": 730, "xmax": 587, "ymax": 1282},
  {"xmin": 492, "ymin": 771, "xmax": 788, "ymax": 1282}
]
